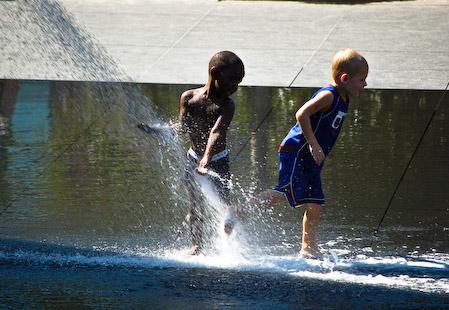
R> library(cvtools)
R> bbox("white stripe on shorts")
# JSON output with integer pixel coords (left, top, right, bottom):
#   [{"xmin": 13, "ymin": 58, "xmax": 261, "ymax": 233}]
[{"xmin": 187, "ymin": 148, "xmax": 229, "ymax": 162}]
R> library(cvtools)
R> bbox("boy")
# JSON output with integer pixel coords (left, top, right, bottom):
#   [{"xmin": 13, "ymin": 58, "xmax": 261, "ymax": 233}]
[
  {"xmin": 177, "ymin": 51, "xmax": 244, "ymax": 255},
  {"xmin": 252, "ymin": 48, "xmax": 368, "ymax": 258}
]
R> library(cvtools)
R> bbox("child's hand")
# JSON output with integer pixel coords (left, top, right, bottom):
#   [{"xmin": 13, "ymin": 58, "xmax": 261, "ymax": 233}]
[
  {"xmin": 196, "ymin": 157, "xmax": 209, "ymax": 175},
  {"xmin": 196, "ymin": 166, "xmax": 208, "ymax": 175},
  {"xmin": 309, "ymin": 143, "xmax": 325, "ymax": 165}
]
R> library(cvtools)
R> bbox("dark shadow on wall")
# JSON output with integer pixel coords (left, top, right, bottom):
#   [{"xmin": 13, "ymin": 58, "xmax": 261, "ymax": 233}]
[{"xmin": 0, "ymin": 80, "xmax": 19, "ymax": 207}]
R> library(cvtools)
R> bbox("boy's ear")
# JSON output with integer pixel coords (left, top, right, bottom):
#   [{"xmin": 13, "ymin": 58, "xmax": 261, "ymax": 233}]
[
  {"xmin": 210, "ymin": 66, "xmax": 218, "ymax": 79},
  {"xmin": 340, "ymin": 73, "xmax": 350, "ymax": 84}
]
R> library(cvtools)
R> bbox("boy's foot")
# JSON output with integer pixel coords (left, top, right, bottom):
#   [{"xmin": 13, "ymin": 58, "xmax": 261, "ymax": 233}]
[
  {"xmin": 186, "ymin": 245, "xmax": 202, "ymax": 256},
  {"xmin": 300, "ymin": 248, "xmax": 323, "ymax": 260},
  {"xmin": 224, "ymin": 216, "xmax": 237, "ymax": 235},
  {"xmin": 224, "ymin": 207, "xmax": 238, "ymax": 235}
]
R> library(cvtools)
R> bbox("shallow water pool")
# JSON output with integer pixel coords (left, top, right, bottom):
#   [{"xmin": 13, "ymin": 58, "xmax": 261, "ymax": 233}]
[{"xmin": 0, "ymin": 80, "xmax": 448, "ymax": 308}]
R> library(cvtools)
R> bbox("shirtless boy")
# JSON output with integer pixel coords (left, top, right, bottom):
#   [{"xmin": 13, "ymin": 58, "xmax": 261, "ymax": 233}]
[{"xmin": 177, "ymin": 51, "xmax": 244, "ymax": 255}]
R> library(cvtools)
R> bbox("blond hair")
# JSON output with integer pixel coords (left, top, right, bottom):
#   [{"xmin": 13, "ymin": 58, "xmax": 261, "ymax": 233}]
[{"xmin": 332, "ymin": 48, "xmax": 368, "ymax": 82}]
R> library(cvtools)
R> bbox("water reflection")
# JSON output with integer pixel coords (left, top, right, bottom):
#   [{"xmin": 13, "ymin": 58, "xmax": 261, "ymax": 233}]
[{"xmin": 0, "ymin": 79, "xmax": 448, "ymax": 255}]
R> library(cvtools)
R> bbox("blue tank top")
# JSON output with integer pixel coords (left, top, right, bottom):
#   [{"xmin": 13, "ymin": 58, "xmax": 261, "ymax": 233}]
[{"xmin": 280, "ymin": 85, "xmax": 348, "ymax": 156}]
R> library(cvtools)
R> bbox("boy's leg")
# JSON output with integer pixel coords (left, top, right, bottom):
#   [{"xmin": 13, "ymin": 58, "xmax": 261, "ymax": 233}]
[
  {"xmin": 224, "ymin": 190, "xmax": 287, "ymax": 235},
  {"xmin": 222, "ymin": 189, "xmax": 289, "ymax": 236},
  {"xmin": 238, "ymin": 190, "xmax": 287, "ymax": 218},
  {"xmin": 300, "ymin": 203, "xmax": 322, "ymax": 258},
  {"xmin": 207, "ymin": 157, "xmax": 236, "ymax": 235},
  {"xmin": 257, "ymin": 190, "xmax": 287, "ymax": 206},
  {"xmin": 185, "ymin": 156, "xmax": 206, "ymax": 255},
  {"xmin": 187, "ymin": 202, "xmax": 204, "ymax": 255}
]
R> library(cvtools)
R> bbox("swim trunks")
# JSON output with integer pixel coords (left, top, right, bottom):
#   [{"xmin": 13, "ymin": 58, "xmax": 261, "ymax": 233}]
[
  {"xmin": 274, "ymin": 85, "xmax": 348, "ymax": 207},
  {"xmin": 273, "ymin": 147, "xmax": 324, "ymax": 207},
  {"xmin": 185, "ymin": 148, "xmax": 231, "ymax": 203}
]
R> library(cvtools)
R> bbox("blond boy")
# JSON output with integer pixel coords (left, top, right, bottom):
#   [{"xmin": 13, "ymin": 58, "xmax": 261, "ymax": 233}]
[{"xmin": 255, "ymin": 49, "xmax": 368, "ymax": 258}]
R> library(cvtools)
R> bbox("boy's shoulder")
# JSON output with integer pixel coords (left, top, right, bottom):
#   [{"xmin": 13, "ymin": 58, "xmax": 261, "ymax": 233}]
[
  {"xmin": 180, "ymin": 87, "xmax": 205, "ymax": 108},
  {"xmin": 308, "ymin": 86, "xmax": 336, "ymax": 113},
  {"xmin": 313, "ymin": 84, "xmax": 348, "ymax": 104},
  {"xmin": 312, "ymin": 87, "xmax": 335, "ymax": 102},
  {"xmin": 181, "ymin": 87, "xmax": 203, "ymax": 100},
  {"xmin": 314, "ymin": 85, "xmax": 336, "ymax": 96}
]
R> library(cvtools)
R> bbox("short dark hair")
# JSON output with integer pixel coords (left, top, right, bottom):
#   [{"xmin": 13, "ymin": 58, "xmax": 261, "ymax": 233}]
[{"xmin": 209, "ymin": 51, "xmax": 245, "ymax": 78}]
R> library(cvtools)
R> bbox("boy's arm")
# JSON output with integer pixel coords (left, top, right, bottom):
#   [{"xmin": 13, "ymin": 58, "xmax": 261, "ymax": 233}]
[
  {"xmin": 174, "ymin": 90, "xmax": 192, "ymax": 134},
  {"xmin": 137, "ymin": 91, "xmax": 191, "ymax": 135},
  {"xmin": 197, "ymin": 100, "xmax": 235, "ymax": 174},
  {"xmin": 295, "ymin": 91, "xmax": 333, "ymax": 165}
]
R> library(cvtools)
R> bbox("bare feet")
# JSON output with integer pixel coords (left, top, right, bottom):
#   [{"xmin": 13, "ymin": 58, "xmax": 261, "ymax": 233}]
[
  {"xmin": 300, "ymin": 204, "xmax": 322, "ymax": 259},
  {"xmin": 186, "ymin": 245, "xmax": 202, "ymax": 256},
  {"xmin": 224, "ymin": 206, "xmax": 239, "ymax": 235},
  {"xmin": 300, "ymin": 247, "xmax": 323, "ymax": 260},
  {"xmin": 224, "ymin": 217, "xmax": 236, "ymax": 235}
]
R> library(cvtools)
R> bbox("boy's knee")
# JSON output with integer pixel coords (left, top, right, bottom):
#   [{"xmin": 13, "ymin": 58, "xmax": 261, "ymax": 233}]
[{"xmin": 306, "ymin": 203, "xmax": 321, "ymax": 209}]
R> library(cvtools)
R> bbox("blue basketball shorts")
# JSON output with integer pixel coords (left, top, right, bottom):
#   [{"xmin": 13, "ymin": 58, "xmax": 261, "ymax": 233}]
[{"xmin": 273, "ymin": 150, "xmax": 324, "ymax": 208}]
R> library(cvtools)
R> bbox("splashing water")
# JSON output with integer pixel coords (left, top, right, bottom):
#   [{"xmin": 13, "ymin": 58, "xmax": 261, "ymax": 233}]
[
  {"xmin": 3, "ymin": 0, "xmax": 126, "ymax": 80},
  {"xmin": 2, "ymin": 0, "xmax": 244, "ymax": 259},
  {"xmin": 1, "ymin": 237, "xmax": 448, "ymax": 295},
  {"xmin": 2, "ymin": 2, "xmax": 449, "ymax": 303}
]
